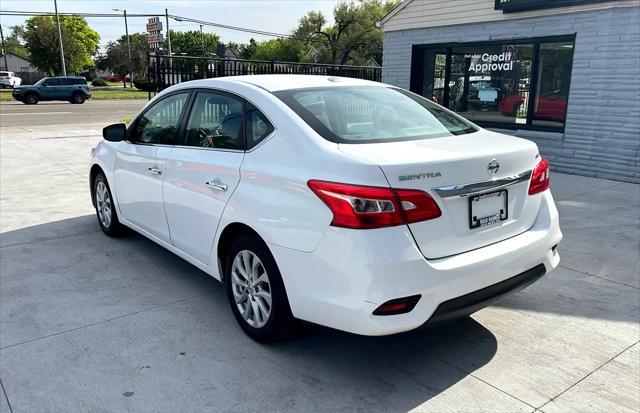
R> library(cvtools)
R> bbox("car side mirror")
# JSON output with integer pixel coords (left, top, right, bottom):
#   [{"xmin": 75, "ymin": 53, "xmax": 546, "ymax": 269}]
[{"xmin": 103, "ymin": 123, "xmax": 127, "ymax": 142}]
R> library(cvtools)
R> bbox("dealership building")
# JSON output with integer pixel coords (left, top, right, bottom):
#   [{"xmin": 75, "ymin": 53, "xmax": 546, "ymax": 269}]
[{"xmin": 381, "ymin": 0, "xmax": 640, "ymax": 182}]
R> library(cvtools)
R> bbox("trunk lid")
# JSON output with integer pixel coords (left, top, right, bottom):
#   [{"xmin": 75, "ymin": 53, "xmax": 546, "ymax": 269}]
[{"xmin": 338, "ymin": 130, "xmax": 542, "ymax": 259}]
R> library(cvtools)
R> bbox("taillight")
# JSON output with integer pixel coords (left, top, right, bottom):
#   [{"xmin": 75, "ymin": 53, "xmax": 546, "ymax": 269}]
[
  {"xmin": 529, "ymin": 157, "xmax": 550, "ymax": 195},
  {"xmin": 307, "ymin": 180, "xmax": 441, "ymax": 229}
]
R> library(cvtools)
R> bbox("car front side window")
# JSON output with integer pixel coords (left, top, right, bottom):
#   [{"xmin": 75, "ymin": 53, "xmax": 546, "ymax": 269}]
[
  {"xmin": 132, "ymin": 93, "xmax": 189, "ymax": 145},
  {"xmin": 43, "ymin": 79, "xmax": 60, "ymax": 86}
]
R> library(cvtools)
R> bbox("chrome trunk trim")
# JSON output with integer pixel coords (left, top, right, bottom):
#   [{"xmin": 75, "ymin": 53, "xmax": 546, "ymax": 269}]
[{"xmin": 433, "ymin": 170, "xmax": 532, "ymax": 198}]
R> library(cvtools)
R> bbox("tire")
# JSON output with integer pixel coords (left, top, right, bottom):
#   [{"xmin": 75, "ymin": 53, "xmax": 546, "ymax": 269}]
[
  {"xmin": 225, "ymin": 235, "xmax": 296, "ymax": 342},
  {"xmin": 93, "ymin": 172, "xmax": 125, "ymax": 236},
  {"xmin": 71, "ymin": 92, "xmax": 86, "ymax": 104},
  {"xmin": 24, "ymin": 93, "xmax": 38, "ymax": 105}
]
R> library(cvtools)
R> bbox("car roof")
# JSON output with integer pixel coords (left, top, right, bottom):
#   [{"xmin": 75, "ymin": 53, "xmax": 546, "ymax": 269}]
[
  {"xmin": 45, "ymin": 76, "xmax": 85, "ymax": 79},
  {"xmin": 174, "ymin": 75, "xmax": 385, "ymax": 93}
]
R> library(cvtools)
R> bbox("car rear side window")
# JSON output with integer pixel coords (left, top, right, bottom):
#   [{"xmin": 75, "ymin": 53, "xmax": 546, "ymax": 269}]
[
  {"xmin": 60, "ymin": 78, "xmax": 85, "ymax": 85},
  {"xmin": 275, "ymin": 86, "xmax": 477, "ymax": 144},
  {"xmin": 245, "ymin": 102, "xmax": 274, "ymax": 149},
  {"xmin": 184, "ymin": 91, "xmax": 244, "ymax": 150},
  {"xmin": 132, "ymin": 93, "xmax": 189, "ymax": 145}
]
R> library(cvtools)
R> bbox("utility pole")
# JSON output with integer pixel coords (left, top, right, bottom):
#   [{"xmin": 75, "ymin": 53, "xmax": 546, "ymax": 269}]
[
  {"xmin": 0, "ymin": 24, "xmax": 8, "ymax": 71},
  {"xmin": 165, "ymin": 9, "xmax": 172, "ymax": 56},
  {"xmin": 113, "ymin": 9, "xmax": 132, "ymax": 88},
  {"xmin": 53, "ymin": 0, "xmax": 66, "ymax": 76},
  {"xmin": 200, "ymin": 24, "xmax": 205, "ymax": 57}
]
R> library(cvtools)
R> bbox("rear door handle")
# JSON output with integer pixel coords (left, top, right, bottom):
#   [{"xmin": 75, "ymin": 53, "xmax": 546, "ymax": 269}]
[
  {"xmin": 205, "ymin": 181, "xmax": 228, "ymax": 192},
  {"xmin": 147, "ymin": 166, "xmax": 162, "ymax": 175}
]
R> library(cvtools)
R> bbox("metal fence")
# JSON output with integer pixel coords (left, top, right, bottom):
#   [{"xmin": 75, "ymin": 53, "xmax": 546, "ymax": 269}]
[{"xmin": 147, "ymin": 53, "xmax": 382, "ymax": 97}]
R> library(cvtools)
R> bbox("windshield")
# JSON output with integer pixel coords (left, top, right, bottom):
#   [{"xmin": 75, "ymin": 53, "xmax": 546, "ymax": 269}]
[
  {"xmin": 35, "ymin": 78, "xmax": 48, "ymax": 85},
  {"xmin": 275, "ymin": 86, "xmax": 477, "ymax": 144}
]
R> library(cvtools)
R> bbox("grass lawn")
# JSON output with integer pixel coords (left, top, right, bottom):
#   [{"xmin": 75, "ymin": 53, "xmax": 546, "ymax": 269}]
[
  {"xmin": 0, "ymin": 92, "xmax": 13, "ymax": 101},
  {"xmin": 91, "ymin": 89, "xmax": 149, "ymax": 100}
]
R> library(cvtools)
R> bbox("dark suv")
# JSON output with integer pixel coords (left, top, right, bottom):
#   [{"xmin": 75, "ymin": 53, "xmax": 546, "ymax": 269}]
[{"xmin": 12, "ymin": 76, "xmax": 91, "ymax": 104}]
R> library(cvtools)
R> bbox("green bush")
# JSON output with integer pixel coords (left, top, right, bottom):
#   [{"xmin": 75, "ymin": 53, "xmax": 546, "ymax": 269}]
[
  {"xmin": 92, "ymin": 78, "xmax": 108, "ymax": 87},
  {"xmin": 133, "ymin": 78, "xmax": 157, "ymax": 92},
  {"xmin": 83, "ymin": 73, "xmax": 95, "ymax": 82}
]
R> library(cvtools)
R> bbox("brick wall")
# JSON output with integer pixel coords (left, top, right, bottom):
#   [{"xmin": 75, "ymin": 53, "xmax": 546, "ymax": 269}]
[{"xmin": 382, "ymin": 6, "xmax": 640, "ymax": 183}]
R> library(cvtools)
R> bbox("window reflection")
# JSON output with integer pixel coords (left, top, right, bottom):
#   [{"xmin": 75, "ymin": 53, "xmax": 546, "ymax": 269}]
[
  {"xmin": 533, "ymin": 42, "xmax": 573, "ymax": 128},
  {"xmin": 415, "ymin": 38, "xmax": 574, "ymax": 130}
]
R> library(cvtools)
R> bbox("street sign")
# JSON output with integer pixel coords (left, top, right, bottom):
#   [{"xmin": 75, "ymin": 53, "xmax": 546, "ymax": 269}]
[
  {"xmin": 147, "ymin": 33, "xmax": 164, "ymax": 44},
  {"xmin": 146, "ymin": 21, "xmax": 163, "ymax": 32},
  {"xmin": 147, "ymin": 17, "xmax": 163, "ymax": 50}
]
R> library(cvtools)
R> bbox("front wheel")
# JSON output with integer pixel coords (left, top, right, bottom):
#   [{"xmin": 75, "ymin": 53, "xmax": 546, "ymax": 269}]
[
  {"xmin": 94, "ymin": 173, "xmax": 125, "ymax": 236},
  {"xmin": 24, "ymin": 93, "xmax": 38, "ymax": 105},
  {"xmin": 225, "ymin": 235, "xmax": 296, "ymax": 342}
]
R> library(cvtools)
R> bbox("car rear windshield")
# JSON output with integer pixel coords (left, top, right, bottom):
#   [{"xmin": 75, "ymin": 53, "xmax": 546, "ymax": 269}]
[{"xmin": 275, "ymin": 86, "xmax": 478, "ymax": 144}]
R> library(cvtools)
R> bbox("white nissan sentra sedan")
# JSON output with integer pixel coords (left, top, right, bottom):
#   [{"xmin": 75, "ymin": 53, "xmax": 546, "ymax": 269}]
[{"xmin": 90, "ymin": 75, "xmax": 562, "ymax": 341}]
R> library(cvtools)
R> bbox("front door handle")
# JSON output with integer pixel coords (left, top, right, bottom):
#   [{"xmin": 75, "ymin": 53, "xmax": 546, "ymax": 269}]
[
  {"xmin": 147, "ymin": 166, "xmax": 162, "ymax": 175},
  {"xmin": 205, "ymin": 180, "xmax": 228, "ymax": 192}
]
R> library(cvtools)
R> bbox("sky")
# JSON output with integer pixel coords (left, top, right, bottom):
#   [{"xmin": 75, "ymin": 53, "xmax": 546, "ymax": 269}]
[{"xmin": 0, "ymin": 0, "xmax": 342, "ymax": 50}]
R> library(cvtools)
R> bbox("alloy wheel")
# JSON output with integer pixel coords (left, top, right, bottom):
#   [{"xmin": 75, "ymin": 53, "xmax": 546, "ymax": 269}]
[
  {"xmin": 95, "ymin": 181, "xmax": 112, "ymax": 228},
  {"xmin": 230, "ymin": 250, "xmax": 272, "ymax": 328}
]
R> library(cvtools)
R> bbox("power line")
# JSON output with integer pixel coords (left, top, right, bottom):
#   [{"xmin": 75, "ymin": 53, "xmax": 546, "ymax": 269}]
[
  {"xmin": 0, "ymin": 10, "xmax": 291, "ymax": 38},
  {"xmin": 169, "ymin": 15, "xmax": 290, "ymax": 38}
]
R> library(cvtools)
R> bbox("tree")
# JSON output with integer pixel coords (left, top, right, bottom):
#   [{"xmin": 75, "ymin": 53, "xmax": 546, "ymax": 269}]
[
  {"xmin": 3, "ymin": 26, "xmax": 30, "ymax": 59},
  {"xmin": 166, "ymin": 30, "xmax": 219, "ymax": 57},
  {"xmin": 293, "ymin": 0, "xmax": 399, "ymax": 65},
  {"xmin": 104, "ymin": 33, "xmax": 149, "ymax": 85},
  {"xmin": 21, "ymin": 15, "xmax": 99, "ymax": 75},
  {"xmin": 252, "ymin": 38, "xmax": 302, "ymax": 62},
  {"xmin": 226, "ymin": 39, "xmax": 258, "ymax": 60}
]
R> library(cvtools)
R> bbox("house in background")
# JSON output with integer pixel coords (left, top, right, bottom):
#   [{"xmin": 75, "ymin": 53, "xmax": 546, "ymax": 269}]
[
  {"xmin": 365, "ymin": 57, "xmax": 381, "ymax": 68},
  {"xmin": 0, "ymin": 52, "xmax": 47, "ymax": 84},
  {"xmin": 381, "ymin": 0, "xmax": 639, "ymax": 183},
  {"xmin": 0, "ymin": 52, "xmax": 36, "ymax": 73}
]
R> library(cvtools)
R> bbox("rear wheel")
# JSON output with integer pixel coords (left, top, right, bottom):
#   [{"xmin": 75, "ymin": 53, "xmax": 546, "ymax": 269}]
[
  {"xmin": 71, "ymin": 92, "xmax": 86, "ymax": 104},
  {"xmin": 24, "ymin": 93, "xmax": 38, "ymax": 105},
  {"xmin": 94, "ymin": 173, "xmax": 125, "ymax": 236},
  {"xmin": 225, "ymin": 235, "xmax": 296, "ymax": 342}
]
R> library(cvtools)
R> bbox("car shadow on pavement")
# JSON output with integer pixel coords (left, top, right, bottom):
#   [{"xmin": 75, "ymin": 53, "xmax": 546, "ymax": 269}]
[{"xmin": 1, "ymin": 215, "xmax": 500, "ymax": 411}]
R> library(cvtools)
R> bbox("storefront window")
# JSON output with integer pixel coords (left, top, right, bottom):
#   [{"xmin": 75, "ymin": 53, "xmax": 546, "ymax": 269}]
[
  {"xmin": 411, "ymin": 36, "xmax": 575, "ymax": 131},
  {"xmin": 533, "ymin": 42, "xmax": 574, "ymax": 128}
]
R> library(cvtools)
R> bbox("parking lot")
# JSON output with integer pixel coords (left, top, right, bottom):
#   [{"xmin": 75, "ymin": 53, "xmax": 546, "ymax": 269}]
[{"xmin": 0, "ymin": 100, "xmax": 638, "ymax": 413}]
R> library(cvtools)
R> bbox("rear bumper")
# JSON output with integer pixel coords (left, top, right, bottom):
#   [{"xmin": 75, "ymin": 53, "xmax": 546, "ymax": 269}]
[
  {"xmin": 270, "ymin": 190, "xmax": 562, "ymax": 336},
  {"xmin": 424, "ymin": 263, "xmax": 546, "ymax": 326}
]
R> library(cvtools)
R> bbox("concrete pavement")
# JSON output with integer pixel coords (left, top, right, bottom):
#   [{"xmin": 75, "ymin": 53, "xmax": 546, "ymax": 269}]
[
  {"xmin": 0, "ymin": 125, "xmax": 638, "ymax": 412},
  {"xmin": 0, "ymin": 99, "xmax": 146, "ymax": 128}
]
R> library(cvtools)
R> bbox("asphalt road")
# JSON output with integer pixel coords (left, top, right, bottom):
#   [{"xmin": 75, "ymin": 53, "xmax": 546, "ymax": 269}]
[{"xmin": 0, "ymin": 99, "xmax": 147, "ymax": 128}]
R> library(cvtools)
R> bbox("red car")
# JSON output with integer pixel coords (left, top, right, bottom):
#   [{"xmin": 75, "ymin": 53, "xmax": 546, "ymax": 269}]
[
  {"xmin": 106, "ymin": 74, "xmax": 131, "ymax": 82},
  {"xmin": 499, "ymin": 89, "xmax": 568, "ymax": 121}
]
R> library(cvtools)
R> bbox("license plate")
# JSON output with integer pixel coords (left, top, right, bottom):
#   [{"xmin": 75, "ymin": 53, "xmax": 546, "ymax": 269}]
[{"xmin": 469, "ymin": 190, "xmax": 508, "ymax": 229}]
